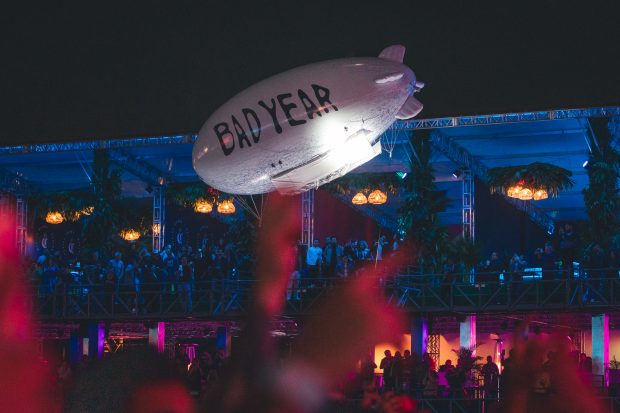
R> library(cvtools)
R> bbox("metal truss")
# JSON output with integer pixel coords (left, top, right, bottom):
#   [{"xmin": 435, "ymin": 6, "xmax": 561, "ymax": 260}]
[
  {"xmin": 32, "ymin": 279, "xmax": 336, "ymax": 321},
  {"xmin": 152, "ymin": 186, "xmax": 165, "ymax": 252},
  {"xmin": 0, "ymin": 134, "xmax": 197, "ymax": 155},
  {"xmin": 427, "ymin": 333, "xmax": 440, "ymax": 370},
  {"xmin": 30, "ymin": 271, "xmax": 620, "ymax": 321},
  {"xmin": 462, "ymin": 171, "xmax": 474, "ymax": 241},
  {"xmin": 430, "ymin": 130, "xmax": 556, "ymax": 234},
  {"xmin": 15, "ymin": 194, "xmax": 27, "ymax": 256},
  {"xmin": 2, "ymin": 107, "xmax": 618, "ymax": 156},
  {"xmin": 397, "ymin": 106, "xmax": 620, "ymax": 130},
  {"xmin": 301, "ymin": 189, "xmax": 315, "ymax": 247},
  {"xmin": 110, "ymin": 149, "xmax": 167, "ymax": 185},
  {"xmin": 387, "ymin": 273, "xmax": 620, "ymax": 313}
]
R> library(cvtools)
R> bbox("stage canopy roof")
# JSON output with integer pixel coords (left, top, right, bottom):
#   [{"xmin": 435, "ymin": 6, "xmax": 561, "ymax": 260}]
[{"xmin": 1, "ymin": 106, "xmax": 619, "ymax": 230}]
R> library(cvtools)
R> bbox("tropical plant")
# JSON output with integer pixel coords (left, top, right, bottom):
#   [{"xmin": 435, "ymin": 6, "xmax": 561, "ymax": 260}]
[
  {"xmin": 583, "ymin": 119, "xmax": 620, "ymax": 251},
  {"xmin": 583, "ymin": 118, "xmax": 620, "ymax": 253},
  {"xmin": 399, "ymin": 130, "xmax": 452, "ymax": 273},
  {"xmin": 322, "ymin": 172, "xmax": 404, "ymax": 195},
  {"xmin": 451, "ymin": 346, "xmax": 483, "ymax": 373},
  {"xmin": 447, "ymin": 237, "xmax": 481, "ymax": 274},
  {"xmin": 29, "ymin": 192, "xmax": 93, "ymax": 223},
  {"xmin": 81, "ymin": 150, "xmax": 123, "ymax": 252},
  {"xmin": 487, "ymin": 162, "xmax": 574, "ymax": 197},
  {"xmin": 225, "ymin": 216, "xmax": 258, "ymax": 274},
  {"xmin": 446, "ymin": 346, "xmax": 483, "ymax": 398},
  {"xmin": 28, "ymin": 150, "xmax": 141, "ymax": 254},
  {"xmin": 167, "ymin": 182, "xmax": 224, "ymax": 208}
]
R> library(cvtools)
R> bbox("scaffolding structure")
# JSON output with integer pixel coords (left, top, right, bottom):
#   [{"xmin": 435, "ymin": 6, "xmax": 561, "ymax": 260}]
[
  {"xmin": 152, "ymin": 186, "xmax": 165, "ymax": 252},
  {"xmin": 431, "ymin": 129, "xmax": 556, "ymax": 234},
  {"xmin": 301, "ymin": 189, "xmax": 315, "ymax": 247},
  {"xmin": 15, "ymin": 194, "xmax": 27, "ymax": 256},
  {"xmin": 1, "ymin": 107, "xmax": 618, "ymax": 155},
  {"xmin": 427, "ymin": 333, "xmax": 441, "ymax": 369},
  {"xmin": 462, "ymin": 171, "xmax": 474, "ymax": 241}
]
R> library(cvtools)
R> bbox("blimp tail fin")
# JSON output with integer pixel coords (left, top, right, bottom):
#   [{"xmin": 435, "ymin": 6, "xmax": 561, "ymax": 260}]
[
  {"xmin": 378, "ymin": 45, "xmax": 405, "ymax": 63},
  {"xmin": 396, "ymin": 96, "xmax": 423, "ymax": 120}
]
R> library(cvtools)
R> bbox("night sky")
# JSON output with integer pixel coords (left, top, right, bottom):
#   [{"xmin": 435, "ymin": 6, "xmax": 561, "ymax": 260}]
[{"xmin": 2, "ymin": 2, "xmax": 619, "ymax": 145}]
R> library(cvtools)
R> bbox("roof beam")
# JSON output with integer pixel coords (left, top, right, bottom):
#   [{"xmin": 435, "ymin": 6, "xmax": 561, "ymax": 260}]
[
  {"xmin": 397, "ymin": 106, "xmax": 620, "ymax": 130},
  {"xmin": 481, "ymin": 149, "xmax": 587, "ymax": 160},
  {"xmin": 110, "ymin": 149, "xmax": 168, "ymax": 186},
  {"xmin": 0, "ymin": 107, "xmax": 618, "ymax": 156},
  {"xmin": 430, "ymin": 130, "xmax": 557, "ymax": 234},
  {"xmin": 440, "ymin": 128, "xmax": 587, "ymax": 142},
  {"xmin": 0, "ymin": 134, "xmax": 197, "ymax": 155}
]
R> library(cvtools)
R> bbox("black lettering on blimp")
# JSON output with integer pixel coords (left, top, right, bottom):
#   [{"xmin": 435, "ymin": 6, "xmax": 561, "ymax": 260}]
[
  {"xmin": 277, "ymin": 93, "xmax": 306, "ymax": 127},
  {"xmin": 214, "ymin": 122, "xmax": 235, "ymax": 156},
  {"xmin": 216, "ymin": 84, "xmax": 336, "ymax": 156},
  {"xmin": 312, "ymin": 84, "xmax": 338, "ymax": 113},
  {"xmin": 297, "ymin": 89, "xmax": 322, "ymax": 119},
  {"xmin": 242, "ymin": 108, "xmax": 261, "ymax": 144},
  {"xmin": 258, "ymin": 98, "xmax": 283, "ymax": 134},
  {"xmin": 231, "ymin": 115, "xmax": 252, "ymax": 149}
]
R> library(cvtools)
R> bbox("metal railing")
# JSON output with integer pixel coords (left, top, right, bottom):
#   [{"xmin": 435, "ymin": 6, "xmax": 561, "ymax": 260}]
[
  {"xmin": 27, "ymin": 267, "xmax": 620, "ymax": 321},
  {"xmin": 387, "ymin": 268, "xmax": 620, "ymax": 312},
  {"xmin": 29, "ymin": 278, "xmax": 340, "ymax": 321},
  {"xmin": 329, "ymin": 396, "xmax": 620, "ymax": 413}
]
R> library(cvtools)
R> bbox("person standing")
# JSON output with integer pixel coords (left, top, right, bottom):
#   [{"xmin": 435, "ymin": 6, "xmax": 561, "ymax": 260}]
[
  {"xmin": 361, "ymin": 354, "xmax": 377, "ymax": 385},
  {"xmin": 306, "ymin": 239, "xmax": 323, "ymax": 282},
  {"xmin": 179, "ymin": 256, "xmax": 193, "ymax": 311},
  {"xmin": 323, "ymin": 237, "xmax": 335, "ymax": 277},
  {"xmin": 108, "ymin": 252, "xmax": 125, "ymax": 295},
  {"xmin": 375, "ymin": 235, "xmax": 388, "ymax": 261},
  {"xmin": 559, "ymin": 223, "xmax": 577, "ymax": 272},
  {"xmin": 379, "ymin": 350, "xmax": 394, "ymax": 392},
  {"xmin": 392, "ymin": 351, "xmax": 404, "ymax": 393},
  {"xmin": 482, "ymin": 356, "xmax": 499, "ymax": 399}
]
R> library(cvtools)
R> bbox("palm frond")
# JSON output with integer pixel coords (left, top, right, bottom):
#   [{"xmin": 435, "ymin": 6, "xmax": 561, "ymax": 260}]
[{"xmin": 487, "ymin": 162, "xmax": 574, "ymax": 197}]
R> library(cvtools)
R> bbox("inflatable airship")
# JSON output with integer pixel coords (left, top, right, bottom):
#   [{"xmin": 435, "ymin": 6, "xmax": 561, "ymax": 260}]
[{"xmin": 193, "ymin": 45, "xmax": 424, "ymax": 195}]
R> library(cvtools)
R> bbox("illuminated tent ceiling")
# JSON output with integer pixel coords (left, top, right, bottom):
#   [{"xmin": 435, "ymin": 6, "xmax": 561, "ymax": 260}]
[{"xmin": 1, "ymin": 106, "xmax": 618, "ymax": 228}]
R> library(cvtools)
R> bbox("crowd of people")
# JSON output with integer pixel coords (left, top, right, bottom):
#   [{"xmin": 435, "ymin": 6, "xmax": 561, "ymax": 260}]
[
  {"xmin": 426, "ymin": 224, "xmax": 620, "ymax": 287},
  {"xmin": 27, "ymin": 234, "xmax": 243, "ymax": 312},
  {"xmin": 26, "ymin": 221, "xmax": 620, "ymax": 314},
  {"xmin": 369, "ymin": 350, "xmax": 497, "ymax": 399},
  {"xmin": 49, "ymin": 345, "xmax": 231, "ymax": 403},
  {"xmin": 295, "ymin": 234, "xmax": 398, "ymax": 279},
  {"xmin": 342, "ymin": 346, "xmax": 599, "ymax": 407}
]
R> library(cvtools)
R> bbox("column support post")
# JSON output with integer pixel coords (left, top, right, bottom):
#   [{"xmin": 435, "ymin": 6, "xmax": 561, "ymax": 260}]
[
  {"xmin": 592, "ymin": 313, "xmax": 609, "ymax": 387},
  {"xmin": 301, "ymin": 189, "xmax": 315, "ymax": 247},
  {"xmin": 152, "ymin": 185, "xmax": 165, "ymax": 252},
  {"xmin": 148, "ymin": 321, "xmax": 166, "ymax": 353},
  {"xmin": 459, "ymin": 315, "xmax": 477, "ymax": 354}
]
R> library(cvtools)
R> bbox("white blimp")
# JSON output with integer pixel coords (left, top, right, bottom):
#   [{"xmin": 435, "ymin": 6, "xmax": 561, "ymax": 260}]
[{"xmin": 192, "ymin": 45, "xmax": 424, "ymax": 195}]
